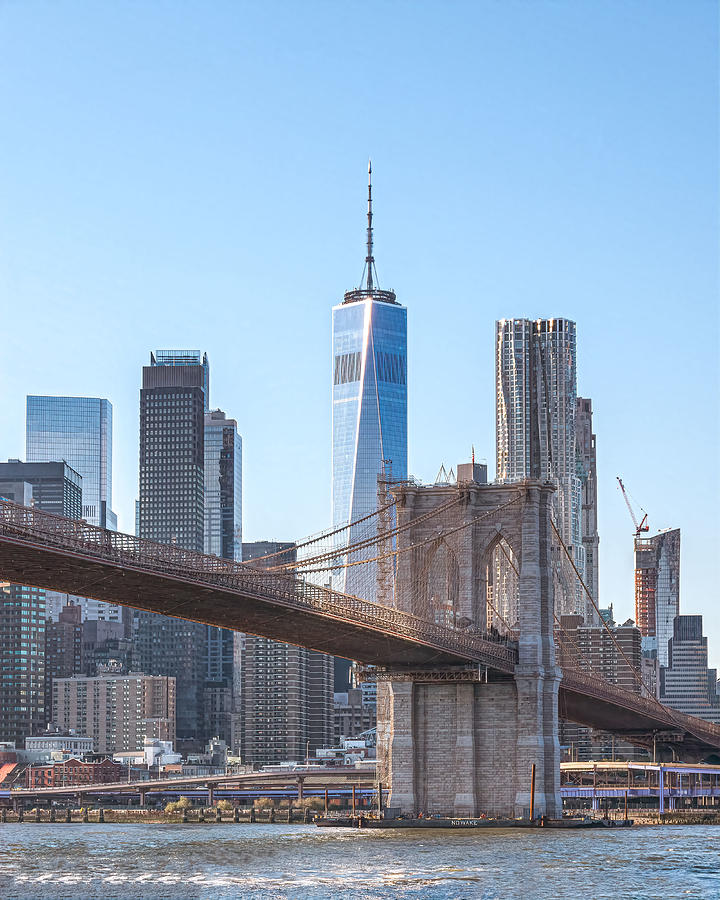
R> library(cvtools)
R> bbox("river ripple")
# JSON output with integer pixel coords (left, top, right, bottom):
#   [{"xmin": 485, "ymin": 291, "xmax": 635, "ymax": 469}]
[{"xmin": 1, "ymin": 823, "xmax": 719, "ymax": 899}]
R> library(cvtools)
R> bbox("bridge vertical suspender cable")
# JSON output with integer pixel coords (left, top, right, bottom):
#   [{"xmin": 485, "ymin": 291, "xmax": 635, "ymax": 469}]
[
  {"xmin": 495, "ymin": 537, "xmax": 604, "ymax": 678},
  {"xmin": 549, "ymin": 518, "xmax": 675, "ymax": 712}
]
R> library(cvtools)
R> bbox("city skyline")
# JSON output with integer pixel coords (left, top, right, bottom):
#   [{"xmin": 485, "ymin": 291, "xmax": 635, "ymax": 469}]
[{"xmin": 0, "ymin": 2, "xmax": 716, "ymax": 666}]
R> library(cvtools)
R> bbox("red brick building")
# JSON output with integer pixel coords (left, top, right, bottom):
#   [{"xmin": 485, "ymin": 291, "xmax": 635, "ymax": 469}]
[{"xmin": 25, "ymin": 757, "xmax": 124, "ymax": 788}]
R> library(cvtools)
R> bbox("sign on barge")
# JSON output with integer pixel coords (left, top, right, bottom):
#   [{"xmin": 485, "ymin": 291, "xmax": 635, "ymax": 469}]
[{"xmin": 315, "ymin": 815, "xmax": 632, "ymax": 830}]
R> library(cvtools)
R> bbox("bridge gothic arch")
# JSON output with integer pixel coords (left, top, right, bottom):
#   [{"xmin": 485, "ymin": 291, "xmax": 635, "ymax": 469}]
[
  {"xmin": 416, "ymin": 536, "xmax": 461, "ymax": 626},
  {"xmin": 477, "ymin": 528, "xmax": 520, "ymax": 636}
]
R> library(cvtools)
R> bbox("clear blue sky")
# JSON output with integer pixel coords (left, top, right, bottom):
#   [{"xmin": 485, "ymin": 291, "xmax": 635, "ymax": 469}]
[{"xmin": 1, "ymin": 2, "xmax": 717, "ymax": 657}]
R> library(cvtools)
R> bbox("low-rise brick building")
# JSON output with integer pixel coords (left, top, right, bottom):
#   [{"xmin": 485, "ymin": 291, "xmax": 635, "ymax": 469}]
[{"xmin": 26, "ymin": 756, "xmax": 124, "ymax": 788}]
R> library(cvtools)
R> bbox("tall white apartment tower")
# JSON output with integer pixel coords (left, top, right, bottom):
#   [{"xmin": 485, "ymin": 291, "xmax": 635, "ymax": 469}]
[
  {"xmin": 495, "ymin": 318, "xmax": 590, "ymax": 621},
  {"xmin": 576, "ymin": 398, "xmax": 600, "ymax": 609}
]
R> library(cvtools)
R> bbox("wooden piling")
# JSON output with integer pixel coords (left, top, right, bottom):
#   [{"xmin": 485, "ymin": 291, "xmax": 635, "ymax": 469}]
[{"xmin": 530, "ymin": 763, "xmax": 536, "ymax": 820}]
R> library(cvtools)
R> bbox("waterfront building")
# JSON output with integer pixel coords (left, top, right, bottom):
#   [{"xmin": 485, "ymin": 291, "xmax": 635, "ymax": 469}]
[
  {"xmin": 660, "ymin": 615, "xmax": 720, "ymax": 724},
  {"xmin": 52, "ymin": 673, "xmax": 176, "ymax": 754},
  {"xmin": 25, "ymin": 732, "xmax": 93, "ymax": 758},
  {"xmin": 635, "ymin": 528, "xmax": 680, "ymax": 668},
  {"xmin": 203, "ymin": 409, "xmax": 242, "ymax": 747},
  {"xmin": 495, "ymin": 318, "xmax": 589, "ymax": 621},
  {"xmin": 26, "ymin": 396, "xmax": 116, "ymax": 529},
  {"xmin": 26, "ymin": 756, "xmax": 125, "ymax": 788},
  {"xmin": 240, "ymin": 541, "xmax": 334, "ymax": 766},
  {"xmin": 44, "ymin": 604, "xmax": 83, "ymax": 721},
  {"xmin": 135, "ymin": 351, "xmax": 209, "ymax": 751}
]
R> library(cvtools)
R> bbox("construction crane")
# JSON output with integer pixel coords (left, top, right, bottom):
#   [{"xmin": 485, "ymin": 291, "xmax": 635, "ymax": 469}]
[{"xmin": 616, "ymin": 477, "xmax": 649, "ymax": 537}]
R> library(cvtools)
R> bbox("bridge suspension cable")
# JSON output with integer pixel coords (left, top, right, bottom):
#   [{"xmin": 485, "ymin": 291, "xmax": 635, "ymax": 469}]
[
  {"xmin": 494, "ymin": 537, "xmax": 604, "ymax": 676},
  {"xmin": 240, "ymin": 497, "xmax": 401, "ymax": 567},
  {"xmin": 290, "ymin": 493, "xmax": 523, "ymax": 576},
  {"xmin": 548, "ymin": 518, "xmax": 689, "ymax": 729},
  {"xmin": 269, "ymin": 495, "xmax": 464, "ymax": 573}
]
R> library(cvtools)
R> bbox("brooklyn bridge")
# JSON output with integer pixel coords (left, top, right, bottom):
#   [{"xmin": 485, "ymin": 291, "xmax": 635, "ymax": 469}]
[{"xmin": 1, "ymin": 478, "xmax": 719, "ymax": 819}]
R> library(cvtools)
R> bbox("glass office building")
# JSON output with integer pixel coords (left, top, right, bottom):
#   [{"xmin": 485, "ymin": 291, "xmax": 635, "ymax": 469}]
[
  {"xmin": 331, "ymin": 165, "xmax": 407, "ymax": 604},
  {"xmin": 0, "ymin": 467, "xmax": 80, "ymax": 742},
  {"xmin": 204, "ymin": 410, "xmax": 242, "ymax": 562},
  {"xmin": 332, "ymin": 299, "xmax": 407, "ymax": 536},
  {"xmin": 203, "ymin": 409, "xmax": 242, "ymax": 747},
  {"xmin": 26, "ymin": 396, "xmax": 116, "ymax": 529}
]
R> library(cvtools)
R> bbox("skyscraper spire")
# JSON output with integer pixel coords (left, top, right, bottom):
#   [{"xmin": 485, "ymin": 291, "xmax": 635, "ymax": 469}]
[
  {"xmin": 366, "ymin": 159, "xmax": 374, "ymax": 291},
  {"xmin": 344, "ymin": 161, "xmax": 396, "ymax": 305}
]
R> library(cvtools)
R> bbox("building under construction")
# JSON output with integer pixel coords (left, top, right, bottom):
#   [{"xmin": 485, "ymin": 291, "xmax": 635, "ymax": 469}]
[{"xmin": 635, "ymin": 529, "xmax": 680, "ymax": 668}]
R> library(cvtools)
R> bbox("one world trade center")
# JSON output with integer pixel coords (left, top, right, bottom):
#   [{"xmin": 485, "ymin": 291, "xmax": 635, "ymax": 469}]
[{"xmin": 331, "ymin": 163, "xmax": 407, "ymax": 609}]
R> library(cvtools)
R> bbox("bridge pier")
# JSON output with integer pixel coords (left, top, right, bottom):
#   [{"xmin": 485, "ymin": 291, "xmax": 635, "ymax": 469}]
[
  {"xmin": 378, "ymin": 673, "xmax": 561, "ymax": 818},
  {"xmin": 377, "ymin": 480, "xmax": 561, "ymax": 819}
]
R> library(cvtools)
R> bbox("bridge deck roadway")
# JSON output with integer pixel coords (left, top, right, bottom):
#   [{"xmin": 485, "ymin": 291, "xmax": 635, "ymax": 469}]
[
  {"xmin": 8, "ymin": 768, "xmax": 375, "ymax": 801},
  {"xmin": 1, "ymin": 501, "xmax": 720, "ymax": 758},
  {"xmin": 0, "ymin": 502, "xmax": 516, "ymax": 671}
]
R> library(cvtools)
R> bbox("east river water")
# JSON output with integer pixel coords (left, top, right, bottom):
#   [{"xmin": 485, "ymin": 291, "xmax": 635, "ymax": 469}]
[{"xmin": 1, "ymin": 823, "xmax": 719, "ymax": 899}]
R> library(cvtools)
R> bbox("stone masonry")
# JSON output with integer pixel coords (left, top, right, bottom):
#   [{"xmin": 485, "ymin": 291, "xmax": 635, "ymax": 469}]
[{"xmin": 376, "ymin": 478, "xmax": 561, "ymax": 818}]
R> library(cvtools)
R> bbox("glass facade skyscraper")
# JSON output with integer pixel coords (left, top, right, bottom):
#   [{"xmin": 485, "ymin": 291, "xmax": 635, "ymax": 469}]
[
  {"xmin": 203, "ymin": 409, "xmax": 242, "ymax": 747},
  {"xmin": 26, "ymin": 396, "xmax": 116, "ymax": 529},
  {"xmin": 331, "ymin": 165, "xmax": 407, "ymax": 604},
  {"xmin": 204, "ymin": 410, "xmax": 242, "ymax": 562},
  {"xmin": 0, "ymin": 465, "xmax": 81, "ymax": 744},
  {"xmin": 25, "ymin": 396, "xmax": 123, "ymax": 625},
  {"xmin": 635, "ymin": 528, "xmax": 680, "ymax": 668}
]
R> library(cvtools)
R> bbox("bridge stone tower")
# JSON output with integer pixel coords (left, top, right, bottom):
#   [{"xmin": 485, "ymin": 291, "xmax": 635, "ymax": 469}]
[{"xmin": 376, "ymin": 478, "xmax": 562, "ymax": 818}]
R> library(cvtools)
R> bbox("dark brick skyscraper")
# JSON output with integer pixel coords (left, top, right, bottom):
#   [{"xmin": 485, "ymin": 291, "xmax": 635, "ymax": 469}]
[
  {"xmin": 135, "ymin": 351, "xmax": 209, "ymax": 751},
  {"xmin": 241, "ymin": 542, "xmax": 334, "ymax": 766},
  {"xmin": 44, "ymin": 604, "xmax": 82, "ymax": 722},
  {"xmin": 137, "ymin": 351, "xmax": 207, "ymax": 548}
]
